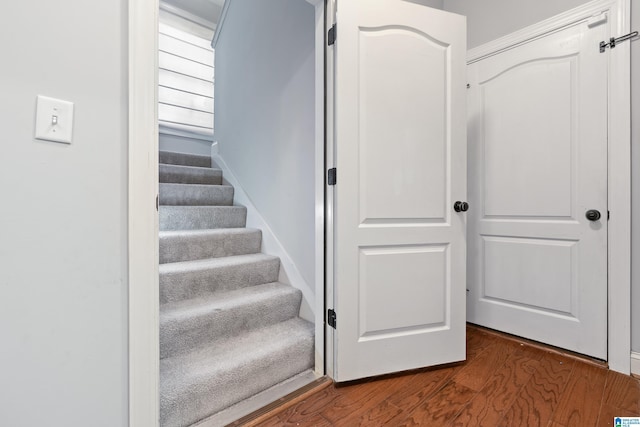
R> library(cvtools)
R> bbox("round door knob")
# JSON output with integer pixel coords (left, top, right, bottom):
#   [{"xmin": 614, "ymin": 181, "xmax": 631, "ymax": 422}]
[
  {"xmin": 585, "ymin": 209, "xmax": 601, "ymax": 221},
  {"xmin": 454, "ymin": 201, "xmax": 469, "ymax": 212}
]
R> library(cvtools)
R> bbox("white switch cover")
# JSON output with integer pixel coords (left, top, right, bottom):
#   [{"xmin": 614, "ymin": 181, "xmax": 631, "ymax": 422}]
[{"xmin": 35, "ymin": 95, "xmax": 74, "ymax": 144}]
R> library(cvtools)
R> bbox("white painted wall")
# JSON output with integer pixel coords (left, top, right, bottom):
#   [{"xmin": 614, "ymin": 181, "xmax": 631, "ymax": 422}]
[
  {"xmin": 160, "ymin": 133, "xmax": 213, "ymax": 156},
  {"xmin": 0, "ymin": 1, "xmax": 128, "ymax": 426},
  {"xmin": 408, "ymin": 0, "xmax": 444, "ymax": 9},
  {"xmin": 444, "ymin": 0, "xmax": 592, "ymax": 48},
  {"xmin": 631, "ymin": 0, "xmax": 640, "ymax": 354},
  {"xmin": 214, "ymin": 0, "xmax": 316, "ymax": 289},
  {"xmin": 443, "ymin": 0, "xmax": 640, "ymax": 353}
]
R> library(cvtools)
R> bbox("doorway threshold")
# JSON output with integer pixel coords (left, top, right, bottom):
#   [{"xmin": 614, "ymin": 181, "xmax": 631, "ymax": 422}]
[
  {"xmin": 193, "ymin": 370, "xmax": 329, "ymax": 427},
  {"xmin": 467, "ymin": 323, "xmax": 608, "ymax": 369}
]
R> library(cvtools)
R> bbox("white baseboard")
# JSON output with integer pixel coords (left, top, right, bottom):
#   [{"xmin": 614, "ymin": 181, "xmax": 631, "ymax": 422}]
[
  {"xmin": 631, "ymin": 352, "xmax": 640, "ymax": 376},
  {"xmin": 211, "ymin": 153, "xmax": 315, "ymax": 322}
]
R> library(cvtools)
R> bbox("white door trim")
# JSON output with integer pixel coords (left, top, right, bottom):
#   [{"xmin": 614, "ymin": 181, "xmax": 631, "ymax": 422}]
[
  {"xmin": 128, "ymin": 0, "xmax": 160, "ymax": 425},
  {"xmin": 325, "ymin": 0, "xmax": 337, "ymax": 380},
  {"xmin": 307, "ymin": 0, "xmax": 328, "ymax": 376},
  {"xmin": 468, "ymin": 0, "xmax": 631, "ymax": 375}
]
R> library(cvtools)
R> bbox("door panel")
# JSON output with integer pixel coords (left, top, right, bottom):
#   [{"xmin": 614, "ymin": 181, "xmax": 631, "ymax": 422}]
[
  {"xmin": 358, "ymin": 28, "xmax": 447, "ymax": 223},
  {"xmin": 332, "ymin": 0, "xmax": 466, "ymax": 382},
  {"xmin": 467, "ymin": 20, "xmax": 608, "ymax": 359},
  {"xmin": 482, "ymin": 57, "xmax": 576, "ymax": 218}
]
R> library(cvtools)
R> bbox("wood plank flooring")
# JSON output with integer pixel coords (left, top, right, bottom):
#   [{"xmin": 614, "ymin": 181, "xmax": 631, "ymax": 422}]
[{"xmin": 253, "ymin": 326, "xmax": 640, "ymax": 426}]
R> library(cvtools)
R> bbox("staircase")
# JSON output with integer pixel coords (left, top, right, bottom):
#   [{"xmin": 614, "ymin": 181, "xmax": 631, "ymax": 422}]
[{"xmin": 158, "ymin": 151, "xmax": 315, "ymax": 427}]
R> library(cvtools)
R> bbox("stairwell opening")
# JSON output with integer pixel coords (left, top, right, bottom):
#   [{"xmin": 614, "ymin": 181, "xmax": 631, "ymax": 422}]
[{"xmin": 156, "ymin": 0, "xmax": 325, "ymax": 425}]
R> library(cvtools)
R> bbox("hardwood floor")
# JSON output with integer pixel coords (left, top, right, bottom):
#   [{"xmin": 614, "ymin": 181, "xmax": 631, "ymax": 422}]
[{"xmin": 252, "ymin": 326, "xmax": 640, "ymax": 426}]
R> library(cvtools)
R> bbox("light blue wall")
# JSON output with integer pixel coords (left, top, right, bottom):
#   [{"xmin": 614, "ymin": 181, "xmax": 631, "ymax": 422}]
[
  {"xmin": 0, "ymin": 0, "xmax": 128, "ymax": 425},
  {"xmin": 214, "ymin": 0, "xmax": 316, "ymax": 289}
]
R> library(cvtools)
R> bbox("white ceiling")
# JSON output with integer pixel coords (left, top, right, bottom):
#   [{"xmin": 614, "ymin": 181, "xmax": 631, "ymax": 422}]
[{"xmin": 163, "ymin": 0, "xmax": 224, "ymax": 26}]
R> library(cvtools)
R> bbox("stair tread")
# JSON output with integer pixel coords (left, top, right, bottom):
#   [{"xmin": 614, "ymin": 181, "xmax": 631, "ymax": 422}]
[
  {"xmin": 159, "ymin": 228, "xmax": 262, "ymax": 264},
  {"xmin": 159, "ymin": 253, "xmax": 278, "ymax": 274},
  {"xmin": 159, "ymin": 227, "xmax": 260, "ymax": 238},
  {"xmin": 159, "ymin": 205, "xmax": 247, "ymax": 231},
  {"xmin": 159, "ymin": 183, "xmax": 234, "ymax": 207},
  {"xmin": 159, "ymin": 151, "xmax": 212, "ymax": 168},
  {"xmin": 159, "ymin": 182, "xmax": 232, "ymax": 189},
  {"xmin": 161, "ymin": 281, "xmax": 297, "ymax": 314},
  {"xmin": 159, "ymin": 163, "xmax": 220, "ymax": 172},
  {"xmin": 160, "ymin": 317, "xmax": 314, "ymax": 426},
  {"xmin": 160, "ymin": 282, "xmax": 303, "ymax": 358},
  {"xmin": 159, "ymin": 164, "xmax": 222, "ymax": 185},
  {"xmin": 160, "ymin": 317, "xmax": 313, "ymax": 377}
]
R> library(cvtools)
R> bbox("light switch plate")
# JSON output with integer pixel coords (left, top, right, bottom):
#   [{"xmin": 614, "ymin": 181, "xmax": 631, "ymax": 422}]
[{"xmin": 35, "ymin": 95, "xmax": 74, "ymax": 144}]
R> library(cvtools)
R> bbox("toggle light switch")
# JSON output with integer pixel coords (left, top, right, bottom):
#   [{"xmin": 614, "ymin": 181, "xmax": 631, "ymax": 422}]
[{"xmin": 35, "ymin": 95, "xmax": 74, "ymax": 144}]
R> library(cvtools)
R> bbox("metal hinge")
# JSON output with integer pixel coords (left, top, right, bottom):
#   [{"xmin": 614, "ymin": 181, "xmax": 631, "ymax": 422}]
[
  {"xmin": 156, "ymin": 194, "xmax": 159, "ymax": 211},
  {"xmin": 328, "ymin": 168, "xmax": 337, "ymax": 186},
  {"xmin": 328, "ymin": 309, "xmax": 337, "ymax": 329},
  {"xmin": 600, "ymin": 31, "xmax": 638, "ymax": 52},
  {"xmin": 608, "ymin": 210, "xmax": 610, "ymax": 220},
  {"xmin": 328, "ymin": 24, "xmax": 336, "ymax": 46}
]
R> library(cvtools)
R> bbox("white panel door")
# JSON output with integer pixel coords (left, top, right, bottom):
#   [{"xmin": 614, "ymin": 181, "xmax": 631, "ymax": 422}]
[
  {"xmin": 467, "ymin": 20, "xmax": 608, "ymax": 359},
  {"xmin": 331, "ymin": 0, "xmax": 467, "ymax": 382}
]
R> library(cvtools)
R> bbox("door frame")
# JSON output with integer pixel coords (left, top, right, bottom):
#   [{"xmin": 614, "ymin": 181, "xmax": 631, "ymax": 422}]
[
  {"xmin": 128, "ymin": 0, "xmax": 327, "ymax": 425},
  {"xmin": 128, "ymin": 0, "xmax": 160, "ymax": 425},
  {"xmin": 467, "ymin": 0, "xmax": 631, "ymax": 375}
]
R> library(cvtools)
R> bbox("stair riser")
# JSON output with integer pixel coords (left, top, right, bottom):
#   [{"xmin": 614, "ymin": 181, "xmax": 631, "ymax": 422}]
[
  {"xmin": 159, "ymin": 230, "xmax": 262, "ymax": 264},
  {"xmin": 160, "ymin": 289, "xmax": 302, "ymax": 359},
  {"xmin": 159, "ymin": 151, "xmax": 211, "ymax": 168},
  {"xmin": 159, "ymin": 184, "xmax": 234, "ymax": 206},
  {"xmin": 159, "ymin": 206, "xmax": 246, "ymax": 230},
  {"xmin": 160, "ymin": 324, "xmax": 314, "ymax": 427},
  {"xmin": 159, "ymin": 164, "xmax": 222, "ymax": 185},
  {"xmin": 160, "ymin": 258, "xmax": 280, "ymax": 304}
]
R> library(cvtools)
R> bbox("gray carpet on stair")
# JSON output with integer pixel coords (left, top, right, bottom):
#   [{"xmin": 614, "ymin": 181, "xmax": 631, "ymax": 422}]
[
  {"xmin": 160, "ymin": 282, "xmax": 302, "ymax": 358},
  {"xmin": 159, "ymin": 164, "xmax": 222, "ymax": 185},
  {"xmin": 159, "ymin": 228, "xmax": 262, "ymax": 264},
  {"xmin": 160, "ymin": 150, "xmax": 212, "ymax": 168},
  {"xmin": 160, "ymin": 318, "xmax": 314, "ymax": 427},
  {"xmin": 160, "ymin": 253, "xmax": 280, "ymax": 304},
  {"xmin": 159, "ymin": 206, "xmax": 247, "ymax": 231},
  {"xmin": 159, "ymin": 183, "xmax": 234, "ymax": 206},
  {"xmin": 157, "ymin": 150, "xmax": 314, "ymax": 427}
]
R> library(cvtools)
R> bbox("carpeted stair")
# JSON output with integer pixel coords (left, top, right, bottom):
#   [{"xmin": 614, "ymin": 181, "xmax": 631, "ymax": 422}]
[{"xmin": 158, "ymin": 151, "xmax": 314, "ymax": 427}]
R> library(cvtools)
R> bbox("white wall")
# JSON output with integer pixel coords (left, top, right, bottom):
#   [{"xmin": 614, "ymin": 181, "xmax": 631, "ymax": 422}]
[
  {"xmin": 443, "ymin": 0, "xmax": 640, "ymax": 353},
  {"xmin": 160, "ymin": 134, "xmax": 213, "ymax": 156},
  {"xmin": 444, "ymin": 0, "xmax": 592, "ymax": 48},
  {"xmin": 631, "ymin": 0, "xmax": 640, "ymax": 354},
  {"xmin": 0, "ymin": 1, "xmax": 128, "ymax": 426},
  {"xmin": 214, "ymin": 0, "xmax": 316, "ymax": 289},
  {"xmin": 409, "ymin": 0, "xmax": 444, "ymax": 9}
]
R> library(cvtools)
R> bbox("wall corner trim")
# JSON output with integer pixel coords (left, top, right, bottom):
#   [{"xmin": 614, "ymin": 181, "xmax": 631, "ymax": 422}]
[
  {"xmin": 211, "ymin": 0, "xmax": 232, "ymax": 48},
  {"xmin": 632, "ymin": 352, "xmax": 640, "ymax": 376}
]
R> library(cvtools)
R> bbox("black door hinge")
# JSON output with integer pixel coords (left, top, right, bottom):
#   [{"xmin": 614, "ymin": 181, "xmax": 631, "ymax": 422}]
[
  {"xmin": 328, "ymin": 309, "xmax": 337, "ymax": 329},
  {"xmin": 156, "ymin": 194, "xmax": 159, "ymax": 211},
  {"xmin": 328, "ymin": 168, "xmax": 337, "ymax": 186},
  {"xmin": 328, "ymin": 24, "xmax": 336, "ymax": 46},
  {"xmin": 608, "ymin": 210, "xmax": 610, "ymax": 220}
]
